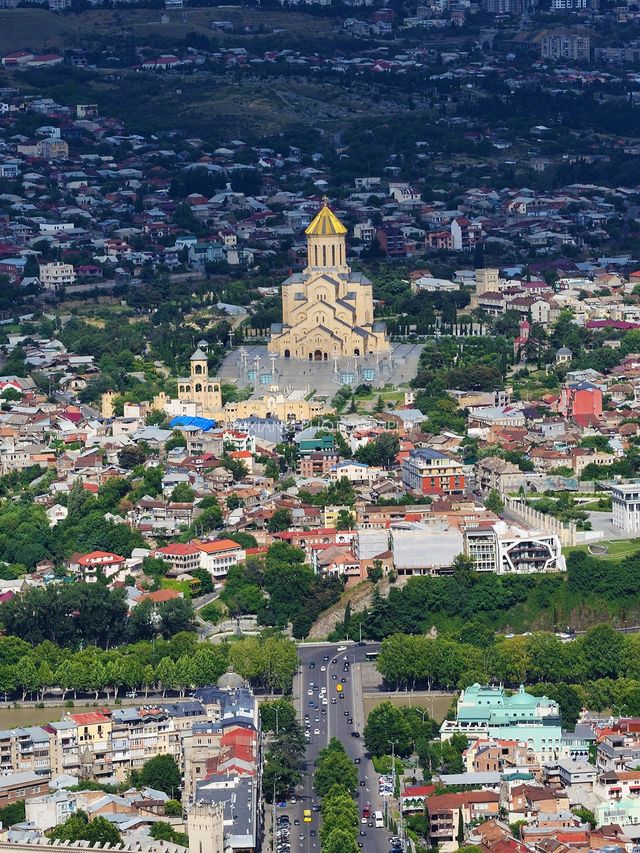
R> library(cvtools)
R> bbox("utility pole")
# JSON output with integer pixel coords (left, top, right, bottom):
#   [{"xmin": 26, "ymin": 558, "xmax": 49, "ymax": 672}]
[{"xmin": 272, "ymin": 779, "xmax": 276, "ymax": 853}]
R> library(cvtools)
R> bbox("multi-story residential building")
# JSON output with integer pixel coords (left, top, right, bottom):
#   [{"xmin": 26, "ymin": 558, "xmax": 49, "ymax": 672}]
[
  {"xmin": 298, "ymin": 451, "xmax": 339, "ymax": 477},
  {"xmin": 73, "ymin": 551, "xmax": 126, "ymax": 583},
  {"xmin": 558, "ymin": 381, "xmax": 603, "ymax": 419},
  {"xmin": 612, "ymin": 482, "xmax": 640, "ymax": 532},
  {"xmin": 540, "ymin": 31, "xmax": 591, "ymax": 61},
  {"xmin": 196, "ymin": 539, "xmax": 246, "ymax": 579},
  {"xmin": 426, "ymin": 790, "xmax": 500, "ymax": 852},
  {"xmin": 401, "ymin": 448, "xmax": 465, "ymax": 496},
  {"xmin": 475, "ymin": 456, "xmax": 526, "ymax": 494},
  {"xmin": 154, "ymin": 543, "xmax": 202, "ymax": 574},
  {"xmin": 440, "ymin": 684, "xmax": 563, "ymax": 762},
  {"xmin": 38, "ymin": 262, "xmax": 76, "ymax": 291},
  {"xmin": 463, "ymin": 521, "xmax": 566, "ymax": 574}
]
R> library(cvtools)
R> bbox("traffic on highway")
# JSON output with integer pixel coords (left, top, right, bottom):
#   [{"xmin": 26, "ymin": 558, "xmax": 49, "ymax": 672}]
[{"xmin": 273, "ymin": 641, "xmax": 401, "ymax": 853}]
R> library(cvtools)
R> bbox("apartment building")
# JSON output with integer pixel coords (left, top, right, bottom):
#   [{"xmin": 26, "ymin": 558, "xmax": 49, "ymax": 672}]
[
  {"xmin": 38, "ymin": 262, "xmax": 76, "ymax": 291},
  {"xmin": 463, "ymin": 521, "xmax": 566, "ymax": 574},
  {"xmin": 612, "ymin": 482, "xmax": 640, "ymax": 532},
  {"xmin": 401, "ymin": 448, "xmax": 465, "ymax": 496},
  {"xmin": 196, "ymin": 539, "xmax": 246, "ymax": 579}
]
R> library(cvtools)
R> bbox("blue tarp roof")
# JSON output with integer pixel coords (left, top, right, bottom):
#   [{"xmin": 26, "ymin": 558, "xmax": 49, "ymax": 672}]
[{"xmin": 169, "ymin": 415, "xmax": 216, "ymax": 431}]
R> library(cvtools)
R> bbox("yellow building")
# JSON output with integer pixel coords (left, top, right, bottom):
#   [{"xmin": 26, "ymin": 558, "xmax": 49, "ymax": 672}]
[
  {"xmin": 177, "ymin": 346, "xmax": 222, "ymax": 412},
  {"xmin": 268, "ymin": 200, "xmax": 390, "ymax": 362}
]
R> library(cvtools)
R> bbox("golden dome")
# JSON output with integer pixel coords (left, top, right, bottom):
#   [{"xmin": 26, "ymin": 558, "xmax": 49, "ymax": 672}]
[{"xmin": 305, "ymin": 198, "xmax": 347, "ymax": 237}]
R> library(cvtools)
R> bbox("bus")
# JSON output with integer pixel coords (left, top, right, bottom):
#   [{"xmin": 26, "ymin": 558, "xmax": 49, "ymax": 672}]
[
  {"xmin": 365, "ymin": 650, "xmax": 379, "ymax": 661},
  {"xmin": 374, "ymin": 810, "xmax": 384, "ymax": 828},
  {"xmin": 303, "ymin": 810, "xmax": 312, "ymax": 824}
]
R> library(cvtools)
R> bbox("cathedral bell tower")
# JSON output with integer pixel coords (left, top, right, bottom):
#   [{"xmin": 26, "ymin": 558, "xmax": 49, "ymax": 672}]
[{"xmin": 305, "ymin": 196, "xmax": 349, "ymax": 273}]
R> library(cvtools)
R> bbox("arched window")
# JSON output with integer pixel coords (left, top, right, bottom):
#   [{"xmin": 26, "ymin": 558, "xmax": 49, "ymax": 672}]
[
  {"xmin": 207, "ymin": 385, "xmax": 213, "ymax": 392},
  {"xmin": 214, "ymin": 385, "xmax": 219, "ymax": 392},
  {"xmin": 284, "ymin": 349, "xmax": 290, "ymax": 358},
  {"xmin": 179, "ymin": 385, "xmax": 184, "ymax": 393},
  {"xmin": 195, "ymin": 383, "xmax": 202, "ymax": 393},
  {"xmin": 194, "ymin": 364, "xmax": 203, "ymax": 374},
  {"xmin": 354, "ymin": 348, "xmax": 360, "ymax": 356},
  {"xmin": 331, "ymin": 245, "xmax": 336, "ymax": 265}
]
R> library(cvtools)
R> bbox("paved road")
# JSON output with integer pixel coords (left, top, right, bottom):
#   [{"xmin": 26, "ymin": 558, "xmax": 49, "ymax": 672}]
[{"xmin": 274, "ymin": 641, "xmax": 393, "ymax": 853}]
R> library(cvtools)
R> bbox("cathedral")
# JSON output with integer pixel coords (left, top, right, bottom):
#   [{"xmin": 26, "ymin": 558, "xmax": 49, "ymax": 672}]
[{"xmin": 268, "ymin": 200, "xmax": 390, "ymax": 361}]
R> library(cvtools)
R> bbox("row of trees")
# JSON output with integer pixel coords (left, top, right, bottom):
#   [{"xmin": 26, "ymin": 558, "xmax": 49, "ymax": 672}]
[
  {"xmin": 375, "ymin": 625, "xmax": 640, "ymax": 726},
  {"xmin": 320, "ymin": 783, "xmax": 360, "ymax": 853},
  {"xmin": 261, "ymin": 700, "xmax": 305, "ymax": 802},
  {"xmin": 336, "ymin": 550, "xmax": 640, "ymax": 642},
  {"xmin": 0, "ymin": 630, "xmax": 297, "ymax": 700},
  {"xmin": 0, "ymin": 584, "xmax": 195, "ymax": 648},
  {"xmin": 313, "ymin": 739, "xmax": 360, "ymax": 853}
]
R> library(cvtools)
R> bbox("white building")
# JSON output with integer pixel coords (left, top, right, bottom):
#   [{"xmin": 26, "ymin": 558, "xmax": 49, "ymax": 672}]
[
  {"xmin": 39, "ymin": 262, "xmax": 76, "ymax": 291},
  {"xmin": 463, "ymin": 521, "xmax": 566, "ymax": 574},
  {"xmin": 25, "ymin": 790, "xmax": 77, "ymax": 830},
  {"xmin": 197, "ymin": 539, "xmax": 246, "ymax": 579},
  {"xmin": 612, "ymin": 482, "xmax": 640, "ymax": 532}
]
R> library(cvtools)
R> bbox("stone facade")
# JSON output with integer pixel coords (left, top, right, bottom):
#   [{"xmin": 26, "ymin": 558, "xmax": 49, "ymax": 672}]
[{"xmin": 268, "ymin": 201, "xmax": 390, "ymax": 361}]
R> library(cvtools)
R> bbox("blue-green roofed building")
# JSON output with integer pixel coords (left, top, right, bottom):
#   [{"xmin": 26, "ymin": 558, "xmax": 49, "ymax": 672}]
[{"xmin": 440, "ymin": 684, "xmax": 563, "ymax": 762}]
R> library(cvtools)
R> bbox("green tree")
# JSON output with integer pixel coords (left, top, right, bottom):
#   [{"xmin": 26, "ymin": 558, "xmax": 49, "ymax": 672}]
[
  {"xmin": 363, "ymin": 701, "xmax": 412, "ymax": 757},
  {"xmin": 49, "ymin": 812, "xmax": 122, "ymax": 846},
  {"xmin": 134, "ymin": 754, "xmax": 181, "ymax": 797},
  {"xmin": 484, "ymin": 489, "xmax": 504, "ymax": 515},
  {"xmin": 268, "ymin": 508, "xmax": 292, "ymax": 533},
  {"xmin": 171, "ymin": 482, "xmax": 195, "ymax": 503}
]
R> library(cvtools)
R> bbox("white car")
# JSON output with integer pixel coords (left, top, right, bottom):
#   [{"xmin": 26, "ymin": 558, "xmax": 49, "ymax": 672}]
[
  {"xmin": 307, "ymin": 690, "xmax": 313, "ymax": 696},
  {"xmin": 314, "ymin": 728, "xmax": 320, "ymax": 735},
  {"xmin": 320, "ymin": 666, "xmax": 326, "ymax": 672},
  {"xmin": 337, "ymin": 646, "xmax": 347, "ymax": 652}
]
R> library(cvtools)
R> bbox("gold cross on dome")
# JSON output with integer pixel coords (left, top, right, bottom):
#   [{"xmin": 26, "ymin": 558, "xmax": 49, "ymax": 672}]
[{"xmin": 322, "ymin": 195, "xmax": 329, "ymax": 207}]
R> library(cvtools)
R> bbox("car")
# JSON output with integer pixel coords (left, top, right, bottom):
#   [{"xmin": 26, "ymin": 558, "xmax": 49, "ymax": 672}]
[
  {"xmin": 360, "ymin": 780, "xmax": 366, "ymax": 786},
  {"xmin": 358, "ymin": 843, "xmax": 364, "ymax": 849},
  {"xmin": 337, "ymin": 646, "xmax": 347, "ymax": 652},
  {"xmin": 308, "ymin": 701, "xmax": 314, "ymax": 707},
  {"xmin": 348, "ymin": 718, "xmax": 353, "ymax": 724},
  {"xmin": 299, "ymin": 835, "xmax": 304, "ymax": 842},
  {"xmin": 357, "ymin": 641, "xmax": 366, "ymax": 646},
  {"xmin": 290, "ymin": 797, "xmax": 297, "ymax": 804},
  {"xmin": 332, "ymin": 674, "xmax": 337, "ymax": 680},
  {"xmin": 341, "ymin": 678, "xmax": 347, "ymax": 683},
  {"xmin": 309, "ymin": 662, "xmax": 315, "ymax": 669},
  {"xmin": 321, "ymin": 709, "xmax": 327, "ymax": 715},
  {"xmin": 126, "ymin": 691, "xmax": 137, "ymax": 698},
  {"xmin": 310, "ymin": 831, "xmax": 316, "ymax": 837},
  {"xmin": 294, "ymin": 819, "xmax": 300, "ymax": 826},
  {"xmin": 315, "ymin": 716, "xmax": 320, "ymax": 722},
  {"xmin": 344, "ymin": 710, "xmax": 349, "ymax": 716},
  {"xmin": 312, "ymin": 805, "xmax": 321, "ymax": 812},
  {"xmin": 323, "ymin": 655, "xmax": 329, "ymax": 661},
  {"xmin": 355, "ymin": 757, "xmax": 361, "ymax": 763},
  {"xmin": 360, "ymin": 830, "xmax": 367, "ymax": 837},
  {"xmin": 307, "ymin": 689, "xmax": 313, "ymax": 696},
  {"xmin": 343, "ymin": 655, "xmax": 348, "ymax": 661},
  {"xmin": 351, "ymin": 731, "xmax": 360, "ymax": 738},
  {"xmin": 368, "ymin": 820, "xmax": 374, "ymax": 827},
  {"xmin": 314, "ymin": 728, "xmax": 320, "ymax": 735},
  {"xmin": 320, "ymin": 665, "xmax": 326, "ymax": 672},
  {"xmin": 331, "ymin": 698, "xmax": 337, "ymax": 704},
  {"xmin": 340, "ymin": 693, "xmax": 345, "ymax": 699}
]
